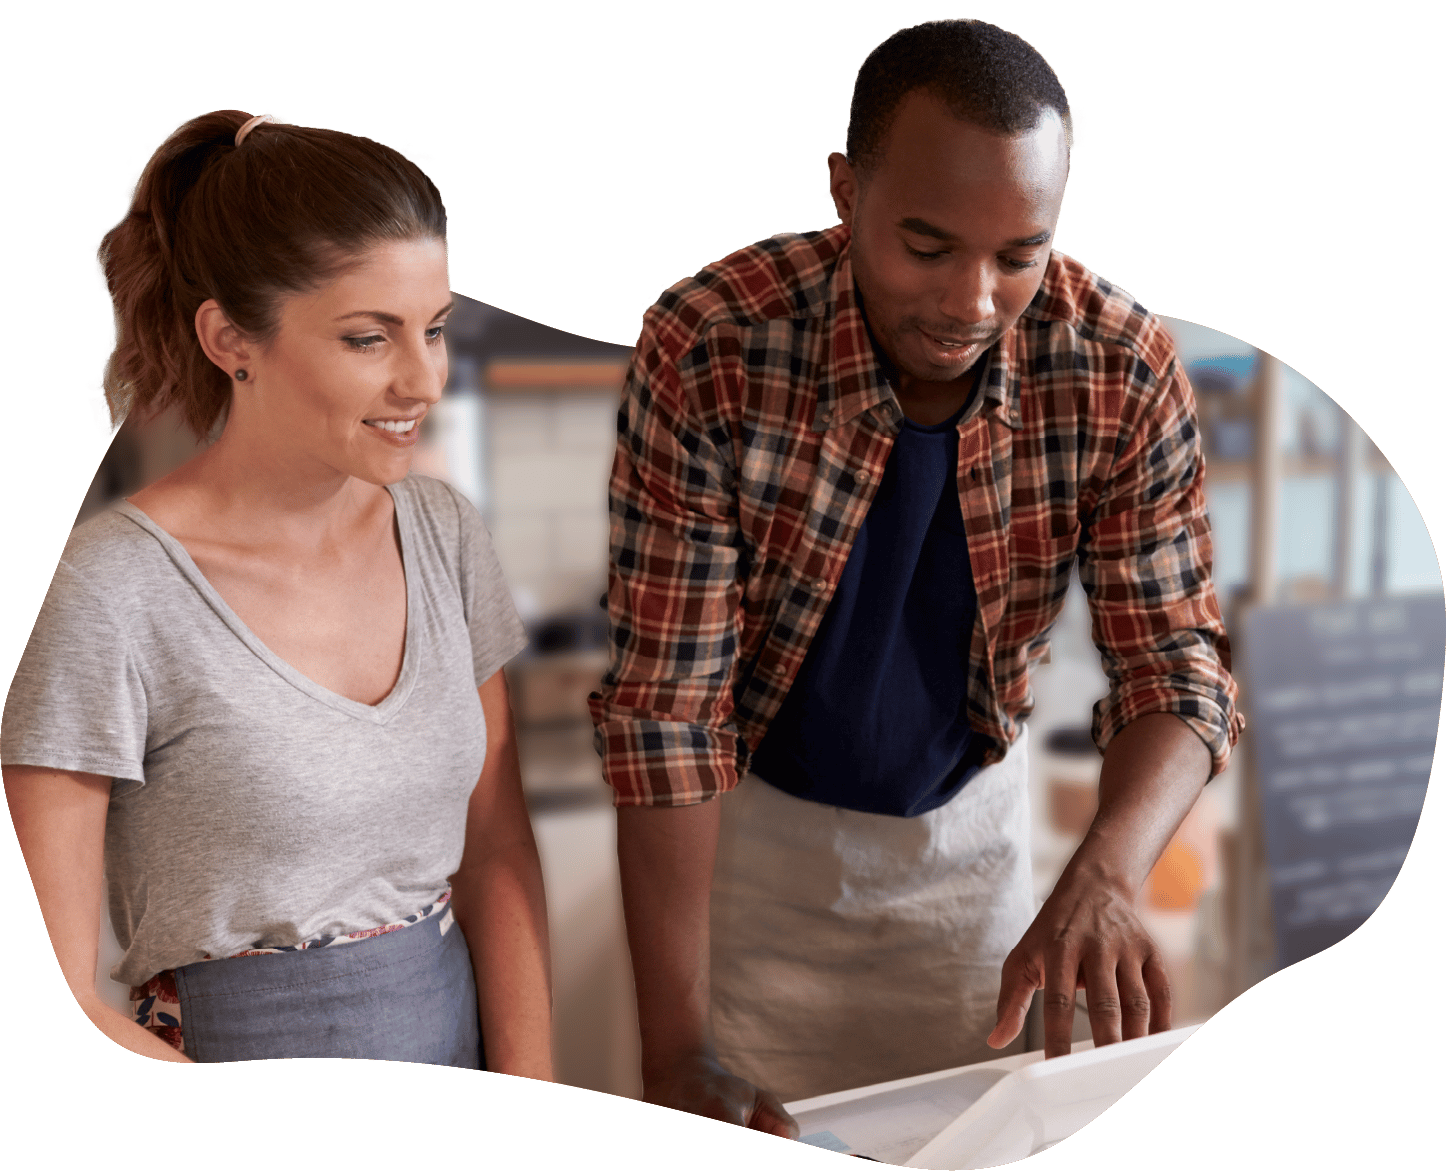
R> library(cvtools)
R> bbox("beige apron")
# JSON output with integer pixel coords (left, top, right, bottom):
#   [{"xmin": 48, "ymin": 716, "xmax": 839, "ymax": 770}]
[{"xmin": 710, "ymin": 726, "xmax": 1035, "ymax": 1103}]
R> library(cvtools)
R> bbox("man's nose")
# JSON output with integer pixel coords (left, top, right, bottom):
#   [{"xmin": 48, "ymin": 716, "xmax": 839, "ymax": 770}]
[{"xmin": 938, "ymin": 262, "xmax": 994, "ymax": 326}]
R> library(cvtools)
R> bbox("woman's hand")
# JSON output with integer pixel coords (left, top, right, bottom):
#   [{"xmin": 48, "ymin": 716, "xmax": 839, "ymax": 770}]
[{"xmin": 5, "ymin": 765, "xmax": 192, "ymax": 1063}]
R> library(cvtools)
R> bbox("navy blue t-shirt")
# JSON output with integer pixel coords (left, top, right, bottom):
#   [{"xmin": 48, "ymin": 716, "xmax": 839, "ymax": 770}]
[{"xmin": 750, "ymin": 395, "xmax": 987, "ymax": 817}]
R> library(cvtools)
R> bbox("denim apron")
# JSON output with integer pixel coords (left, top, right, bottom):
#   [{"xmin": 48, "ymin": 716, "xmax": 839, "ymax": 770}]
[{"xmin": 171, "ymin": 904, "xmax": 485, "ymax": 1067}]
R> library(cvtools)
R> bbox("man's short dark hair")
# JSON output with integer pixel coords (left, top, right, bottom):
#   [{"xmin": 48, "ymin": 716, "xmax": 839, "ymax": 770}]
[{"xmin": 846, "ymin": 20, "xmax": 1072, "ymax": 174}]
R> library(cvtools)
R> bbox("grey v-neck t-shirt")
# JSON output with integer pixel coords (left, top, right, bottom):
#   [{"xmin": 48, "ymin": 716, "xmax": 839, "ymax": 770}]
[{"xmin": 2, "ymin": 474, "xmax": 527, "ymax": 987}]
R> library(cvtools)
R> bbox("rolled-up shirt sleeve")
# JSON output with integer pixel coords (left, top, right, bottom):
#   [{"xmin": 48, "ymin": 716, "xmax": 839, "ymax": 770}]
[
  {"xmin": 1078, "ymin": 357, "xmax": 1245, "ymax": 774},
  {"xmin": 588, "ymin": 329, "xmax": 748, "ymax": 806}
]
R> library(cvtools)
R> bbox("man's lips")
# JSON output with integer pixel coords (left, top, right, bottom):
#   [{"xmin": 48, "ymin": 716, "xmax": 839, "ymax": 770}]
[
  {"xmin": 919, "ymin": 327, "xmax": 993, "ymax": 349},
  {"xmin": 916, "ymin": 327, "xmax": 993, "ymax": 366}
]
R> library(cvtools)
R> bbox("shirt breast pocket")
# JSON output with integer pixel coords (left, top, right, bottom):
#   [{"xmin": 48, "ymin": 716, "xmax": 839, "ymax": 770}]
[{"xmin": 1008, "ymin": 520, "xmax": 1081, "ymax": 605}]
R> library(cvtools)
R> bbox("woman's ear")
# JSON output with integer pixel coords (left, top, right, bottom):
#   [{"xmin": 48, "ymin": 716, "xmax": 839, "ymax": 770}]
[{"xmin": 194, "ymin": 300, "xmax": 253, "ymax": 379}]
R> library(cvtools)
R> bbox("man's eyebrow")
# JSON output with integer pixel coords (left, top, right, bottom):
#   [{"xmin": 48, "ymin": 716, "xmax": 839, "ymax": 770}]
[
  {"xmin": 898, "ymin": 219, "xmax": 1053, "ymax": 249},
  {"xmin": 898, "ymin": 216, "xmax": 956, "ymax": 242},
  {"xmin": 333, "ymin": 299, "xmax": 455, "ymax": 326}
]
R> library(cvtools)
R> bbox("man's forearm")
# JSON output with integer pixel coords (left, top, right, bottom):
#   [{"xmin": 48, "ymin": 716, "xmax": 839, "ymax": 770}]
[
  {"xmin": 1065, "ymin": 712, "xmax": 1213, "ymax": 895},
  {"xmin": 615, "ymin": 798, "xmax": 723, "ymax": 1078},
  {"xmin": 614, "ymin": 796, "xmax": 799, "ymax": 1136}
]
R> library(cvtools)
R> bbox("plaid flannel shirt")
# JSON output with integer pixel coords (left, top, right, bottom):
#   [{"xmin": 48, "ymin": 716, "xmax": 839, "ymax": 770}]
[{"xmin": 589, "ymin": 224, "xmax": 1243, "ymax": 807}]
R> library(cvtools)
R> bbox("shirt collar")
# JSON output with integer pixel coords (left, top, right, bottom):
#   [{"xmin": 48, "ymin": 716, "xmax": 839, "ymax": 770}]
[
  {"xmin": 816, "ymin": 231, "xmax": 897, "ymax": 432},
  {"xmin": 818, "ymin": 228, "xmax": 1025, "ymax": 434}
]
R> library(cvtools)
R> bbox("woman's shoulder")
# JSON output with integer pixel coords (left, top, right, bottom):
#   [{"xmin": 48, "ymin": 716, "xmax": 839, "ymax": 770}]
[
  {"xmin": 392, "ymin": 471, "xmax": 472, "ymax": 513},
  {"xmin": 391, "ymin": 473, "xmax": 487, "ymax": 552},
  {"xmin": 55, "ymin": 504, "xmax": 169, "ymax": 586},
  {"xmin": 19, "ymin": 507, "xmax": 179, "ymax": 642},
  {"xmin": 391, "ymin": 474, "xmax": 518, "ymax": 639}
]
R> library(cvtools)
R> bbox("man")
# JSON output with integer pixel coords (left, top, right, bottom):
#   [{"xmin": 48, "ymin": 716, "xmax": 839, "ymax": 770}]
[{"xmin": 588, "ymin": 19, "xmax": 1242, "ymax": 1135}]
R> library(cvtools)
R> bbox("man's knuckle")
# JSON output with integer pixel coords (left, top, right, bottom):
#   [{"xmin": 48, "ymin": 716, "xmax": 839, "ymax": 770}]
[
  {"xmin": 1043, "ymin": 991, "xmax": 1075, "ymax": 1014},
  {"xmin": 1045, "ymin": 931, "xmax": 1078, "ymax": 956},
  {"xmin": 1088, "ymin": 996, "xmax": 1121, "ymax": 1019}
]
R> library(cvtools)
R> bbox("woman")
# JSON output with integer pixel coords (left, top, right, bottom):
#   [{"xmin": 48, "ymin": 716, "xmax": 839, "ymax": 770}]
[{"xmin": 1, "ymin": 111, "xmax": 552, "ymax": 1074}]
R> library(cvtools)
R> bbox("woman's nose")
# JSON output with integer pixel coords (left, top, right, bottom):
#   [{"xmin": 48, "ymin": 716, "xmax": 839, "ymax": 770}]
[{"xmin": 398, "ymin": 339, "xmax": 447, "ymax": 403}]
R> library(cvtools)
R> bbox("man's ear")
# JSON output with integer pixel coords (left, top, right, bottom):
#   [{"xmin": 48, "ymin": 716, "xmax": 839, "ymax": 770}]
[
  {"xmin": 827, "ymin": 152, "xmax": 861, "ymax": 228},
  {"xmin": 194, "ymin": 300, "xmax": 253, "ymax": 378}
]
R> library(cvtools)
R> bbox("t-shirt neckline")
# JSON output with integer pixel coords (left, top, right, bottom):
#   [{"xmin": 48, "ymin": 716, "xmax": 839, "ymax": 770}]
[{"xmin": 113, "ymin": 480, "xmax": 421, "ymax": 726}]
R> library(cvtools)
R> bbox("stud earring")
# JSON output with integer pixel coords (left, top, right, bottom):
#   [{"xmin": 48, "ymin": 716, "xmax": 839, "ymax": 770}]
[{"xmin": 234, "ymin": 369, "xmax": 248, "ymax": 382}]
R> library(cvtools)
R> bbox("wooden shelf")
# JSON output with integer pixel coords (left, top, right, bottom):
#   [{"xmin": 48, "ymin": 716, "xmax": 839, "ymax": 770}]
[
  {"xmin": 485, "ymin": 359, "xmax": 628, "ymax": 394},
  {"xmin": 1205, "ymin": 453, "xmax": 1396, "ymax": 484}
]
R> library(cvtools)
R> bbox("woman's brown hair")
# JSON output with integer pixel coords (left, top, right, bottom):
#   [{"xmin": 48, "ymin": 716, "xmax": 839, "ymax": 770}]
[{"xmin": 99, "ymin": 111, "xmax": 447, "ymax": 439}]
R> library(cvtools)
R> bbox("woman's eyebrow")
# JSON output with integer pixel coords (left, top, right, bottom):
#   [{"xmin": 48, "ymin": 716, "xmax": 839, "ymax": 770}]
[
  {"xmin": 333, "ymin": 310, "xmax": 405, "ymax": 326},
  {"xmin": 330, "ymin": 300, "xmax": 455, "ymax": 326}
]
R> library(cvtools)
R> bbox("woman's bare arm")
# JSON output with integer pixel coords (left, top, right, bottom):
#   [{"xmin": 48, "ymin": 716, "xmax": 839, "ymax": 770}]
[
  {"xmin": 3, "ymin": 765, "xmax": 191, "ymax": 1062},
  {"xmin": 447, "ymin": 670, "xmax": 554, "ymax": 1079}
]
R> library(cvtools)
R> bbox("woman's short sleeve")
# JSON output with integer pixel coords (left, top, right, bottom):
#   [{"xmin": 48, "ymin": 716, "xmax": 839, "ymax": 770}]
[{"xmin": 1, "ymin": 556, "xmax": 148, "ymax": 783}]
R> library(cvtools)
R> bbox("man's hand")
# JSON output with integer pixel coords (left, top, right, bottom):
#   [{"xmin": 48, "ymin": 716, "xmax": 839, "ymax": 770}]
[
  {"xmin": 616, "ymin": 800, "xmax": 798, "ymax": 1140},
  {"xmin": 987, "ymin": 713, "xmax": 1209, "ymax": 1059},
  {"xmin": 987, "ymin": 865, "xmax": 1171, "ymax": 1058},
  {"xmin": 644, "ymin": 1051, "xmax": 799, "ymax": 1138}
]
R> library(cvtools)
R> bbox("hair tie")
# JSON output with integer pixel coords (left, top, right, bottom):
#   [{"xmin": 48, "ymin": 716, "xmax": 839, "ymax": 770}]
[{"xmin": 234, "ymin": 114, "xmax": 274, "ymax": 147}]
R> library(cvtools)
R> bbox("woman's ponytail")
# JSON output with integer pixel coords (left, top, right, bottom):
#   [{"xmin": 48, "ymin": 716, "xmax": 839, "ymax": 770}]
[
  {"xmin": 99, "ymin": 111, "xmax": 251, "ymax": 439},
  {"xmin": 98, "ymin": 111, "xmax": 446, "ymax": 439}
]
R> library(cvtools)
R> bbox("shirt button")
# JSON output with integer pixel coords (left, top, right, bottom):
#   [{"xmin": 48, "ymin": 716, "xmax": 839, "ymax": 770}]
[
  {"xmin": 1009, "ymin": 410, "xmax": 1022, "ymax": 425},
  {"xmin": 821, "ymin": 409, "xmax": 835, "ymax": 422},
  {"xmin": 812, "ymin": 578, "xmax": 828, "ymax": 593}
]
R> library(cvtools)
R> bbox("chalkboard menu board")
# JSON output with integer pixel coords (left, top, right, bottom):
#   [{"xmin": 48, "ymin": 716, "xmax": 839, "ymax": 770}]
[{"xmin": 1242, "ymin": 594, "xmax": 1444, "ymax": 968}]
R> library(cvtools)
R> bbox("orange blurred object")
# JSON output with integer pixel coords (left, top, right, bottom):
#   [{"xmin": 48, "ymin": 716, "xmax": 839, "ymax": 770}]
[{"xmin": 1146, "ymin": 837, "xmax": 1206, "ymax": 910}]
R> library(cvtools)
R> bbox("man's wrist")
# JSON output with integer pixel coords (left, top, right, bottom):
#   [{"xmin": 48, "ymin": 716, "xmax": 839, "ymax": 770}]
[
  {"xmin": 641, "ymin": 1043, "xmax": 723, "ymax": 1087},
  {"xmin": 1071, "ymin": 712, "xmax": 1212, "ymax": 897},
  {"xmin": 1056, "ymin": 831, "xmax": 1143, "ymax": 900},
  {"xmin": 636, "ymin": 1007, "xmax": 718, "ymax": 1082}
]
